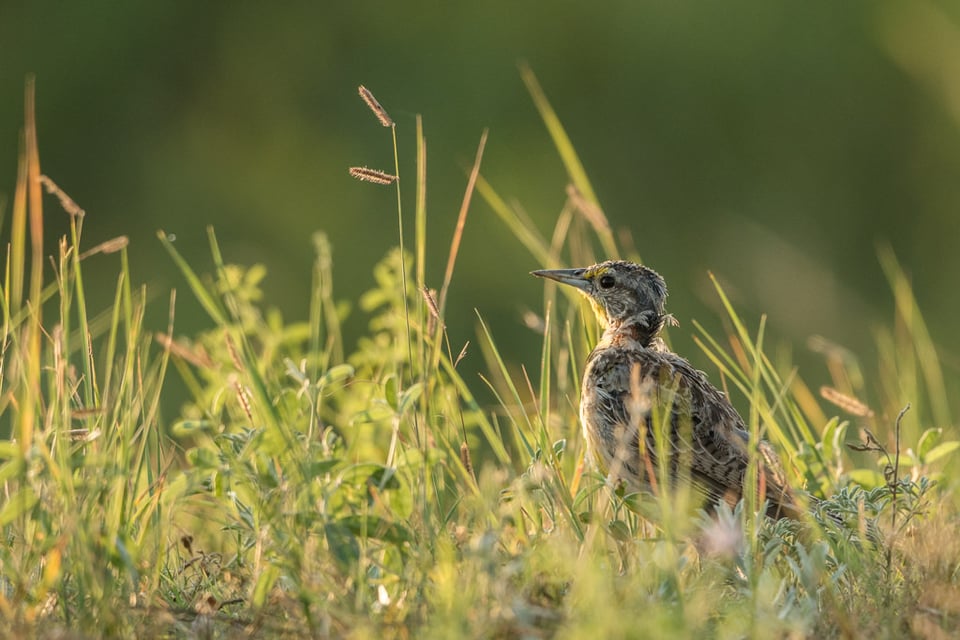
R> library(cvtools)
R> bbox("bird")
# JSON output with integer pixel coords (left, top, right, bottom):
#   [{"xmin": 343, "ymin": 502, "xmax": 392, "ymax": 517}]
[{"xmin": 532, "ymin": 260, "xmax": 801, "ymax": 520}]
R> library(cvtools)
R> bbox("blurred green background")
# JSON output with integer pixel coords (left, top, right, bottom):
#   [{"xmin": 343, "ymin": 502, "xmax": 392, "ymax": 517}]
[{"xmin": 3, "ymin": 1, "xmax": 959, "ymax": 409}]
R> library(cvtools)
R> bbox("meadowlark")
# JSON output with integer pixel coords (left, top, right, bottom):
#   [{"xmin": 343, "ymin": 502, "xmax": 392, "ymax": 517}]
[{"xmin": 532, "ymin": 260, "xmax": 800, "ymax": 519}]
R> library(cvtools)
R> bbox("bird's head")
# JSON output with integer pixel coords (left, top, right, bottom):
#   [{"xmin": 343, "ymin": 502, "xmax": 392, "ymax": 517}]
[{"xmin": 532, "ymin": 260, "xmax": 668, "ymax": 342}]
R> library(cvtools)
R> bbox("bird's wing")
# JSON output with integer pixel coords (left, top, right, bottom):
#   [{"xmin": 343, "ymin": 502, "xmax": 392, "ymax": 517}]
[
  {"xmin": 587, "ymin": 346, "xmax": 797, "ymax": 517},
  {"xmin": 664, "ymin": 353, "xmax": 799, "ymax": 517}
]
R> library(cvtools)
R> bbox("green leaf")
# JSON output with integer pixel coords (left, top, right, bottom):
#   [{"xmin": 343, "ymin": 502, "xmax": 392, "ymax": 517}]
[
  {"xmin": 847, "ymin": 469, "xmax": 885, "ymax": 489},
  {"xmin": 186, "ymin": 447, "xmax": 220, "ymax": 469},
  {"xmin": 306, "ymin": 459, "xmax": 341, "ymax": 479},
  {"xmin": 284, "ymin": 358, "xmax": 307, "ymax": 384},
  {"xmin": 367, "ymin": 466, "xmax": 400, "ymax": 491},
  {"xmin": 917, "ymin": 428, "xmax": 942, "ymax": 459},
  {"xmin": 0, "ymin": 487, "xmax": 38, "ymax": 526},
  {"xmin": 607, "ymin": 520, "xmax": 631, "ymax": 543},
  {"xmin": 319, "ymin": 364, "xmax": 355, "ymax": 388},
  {"xmin": 350, "ymin": 404, "xmax": 394, "ymax": 425},
  {"xmin": 0, "ymin": 458, "xmax": 25, "ymax": 484},
  {"xmin": 324, "ymin": 523, "xmax": 360, "ymax": 574},
  {"xmin": 340, "ymin": 515, "xmax": 414, "ymax": 546},
  {"xmin": 232, "ymin": 493, "xmax": 255, "ymax": 530},
  {"xmin": 553, "ymin": 438, "xmax": 567, "ymax": 460},
  {"xmin": 251, "ymin": 564, "xmax": 280, "ymax": 609},
  {"xmin": 171, "ymin": 420, "xmax": 215, "ymax": 437},
  {"xmin": 373, "ymin": 468, "xmax": 413, "ymax": 518},
  {"xmin": 397, "ymin": 383, "xmax": 423, "ymax": 416},
  {"xmin": 337, "ymin": 463, "xmax": 395, "ymax": 490},
  {"xmin": 820, "ymin": 417, "xmax": 840, "ymax": 460},
  {"xmin": 895, "ymin": 452, "xmax": 919, "ymax": 468},
  {"xmin": 924, "ymin": 441, "xmax": 960, "ymax": 465},
  {"xmin": 0, "ymin": 442, "xmax": 20, "ymax": 460},
  {"xmin": 384, "ymin": 375, "xmax": 398, "ymax": 411}
]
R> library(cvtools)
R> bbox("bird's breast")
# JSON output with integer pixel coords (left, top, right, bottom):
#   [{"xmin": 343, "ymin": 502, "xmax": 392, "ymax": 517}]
[{"xmin": 579, "ymin": 343, "xmax": 657, "ymax": 480}]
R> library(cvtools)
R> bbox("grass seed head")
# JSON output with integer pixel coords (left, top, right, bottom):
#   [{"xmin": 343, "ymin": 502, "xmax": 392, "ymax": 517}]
[
  {"xmin": 39, "ymin": 174, "xmax": 85, "ymax": 217},
  {"xmin": 820, "ymin": 386, "xmax": 875, "ymax": 417},
  {"xmin": 349, "ymin": 166, "xmax": 398, "ymax": 185},
  {"xmin": 358, "ymin": 85, "xmax": 394, "ymax": 127}
]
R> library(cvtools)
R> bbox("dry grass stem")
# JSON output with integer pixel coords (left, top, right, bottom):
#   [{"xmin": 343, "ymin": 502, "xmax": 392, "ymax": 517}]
[
  {"xmin": 358, "ymin": 85, "xmax": 394, "ymax": 127},
  {"xmin": 438, "ymin": 129, "xmax": 487, "ymax": 313},
  {"xmin": 349, "ymin": 166, "xmax": 398, "ymax": 185},
  {"xmin": 566, "ymin": 183, "xmax": 610, "ymax": 233},
  {"xmin": 155, "ymin": 333, "xmax": 215, "ymax": 369},
  {"xmin": 80, "ymin": 236, "xmax": 129, "ymax": 259},
  {"xmin": 808, "ymin": 335, "xmax": 856, "ymax": 361},
  {"xmin": 40, "ymin": 174, "xmax": 85, "ymax": 218},
  {"xmin": 522, "ymin": 310, "xmax": 545, "ymax": 334},
  {"xmin": 455, "ymin": 341, "xmax": 469, "ymax": 367}
]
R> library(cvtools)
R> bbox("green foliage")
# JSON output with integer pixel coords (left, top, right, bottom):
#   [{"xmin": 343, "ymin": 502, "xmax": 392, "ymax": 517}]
[{"xmin": 2, "ymin": 82, "xmax": 959, "ymax": 639}]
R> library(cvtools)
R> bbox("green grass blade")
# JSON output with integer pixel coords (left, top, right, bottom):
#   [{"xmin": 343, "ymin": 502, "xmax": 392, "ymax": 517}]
[
  {"xmin": 156, "ymin": 230, "xmax": 227, "ymax": 325},
  {"xmin": 519, "ymin": 63, "xmax": 597, "ymax": 206}
]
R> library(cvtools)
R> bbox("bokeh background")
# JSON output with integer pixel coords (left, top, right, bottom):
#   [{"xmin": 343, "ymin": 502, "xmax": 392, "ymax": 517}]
[{"xmin": 3, "ymin": 1, "xmax": 959, "ymax": 413}]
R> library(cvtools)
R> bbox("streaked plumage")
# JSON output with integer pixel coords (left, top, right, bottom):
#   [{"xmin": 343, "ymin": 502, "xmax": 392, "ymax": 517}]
[{"xmin": 532, "ymin": 260, "xmax": 799, "ymax": 519}]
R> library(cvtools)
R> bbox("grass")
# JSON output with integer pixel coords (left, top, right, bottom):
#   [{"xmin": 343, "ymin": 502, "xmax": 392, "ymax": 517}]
[{"xmin": 1, "ymin": 75, "xmax": 959, "ymax": 638}]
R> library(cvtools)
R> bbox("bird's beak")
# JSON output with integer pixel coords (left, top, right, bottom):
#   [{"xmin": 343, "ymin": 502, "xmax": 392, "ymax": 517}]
[{"xmin": 530, "ymin": 268, "xmax": 592, "ymax": 293}]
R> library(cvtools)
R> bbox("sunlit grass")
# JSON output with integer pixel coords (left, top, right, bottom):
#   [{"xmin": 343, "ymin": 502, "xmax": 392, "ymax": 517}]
[{"xmin": 0, "ymin": 76, "xmax": 958, "ymax": 638}]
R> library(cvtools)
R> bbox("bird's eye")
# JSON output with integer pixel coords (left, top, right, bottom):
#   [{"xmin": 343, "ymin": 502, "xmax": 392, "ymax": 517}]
[{"xmin": 598, "ymin": 275, "xmax": 615, "ymax": 289}]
